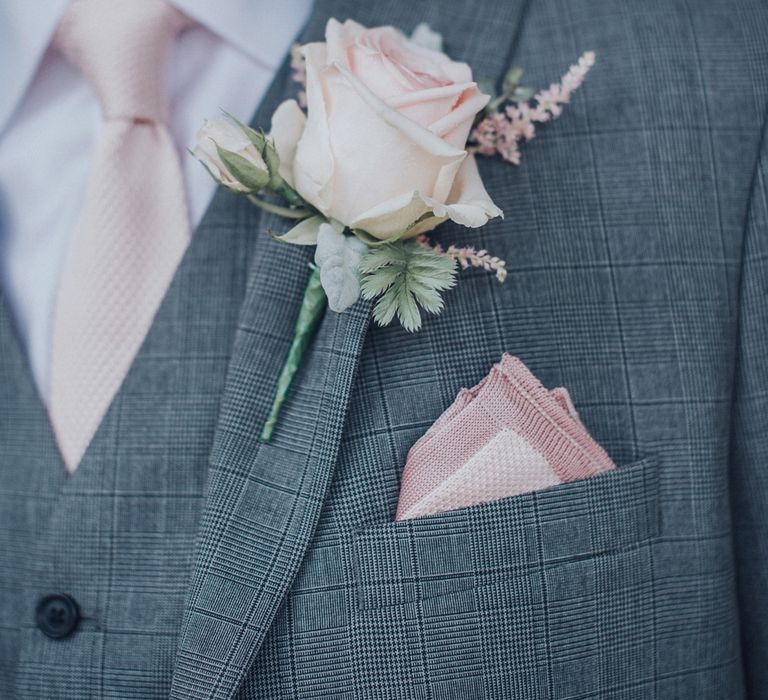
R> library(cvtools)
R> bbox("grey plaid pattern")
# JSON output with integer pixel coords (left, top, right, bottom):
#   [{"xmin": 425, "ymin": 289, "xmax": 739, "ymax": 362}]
[
  {"xmin": 1, "ymin": 0, "xmax": 767, "ymax": 697},
  {"xmin": 729, "ymin": 75, "xmax": 768, "ymax": 694},
  {"xmin": 0, "ymin": 125, "xmax": 262, "ymax": 696}
]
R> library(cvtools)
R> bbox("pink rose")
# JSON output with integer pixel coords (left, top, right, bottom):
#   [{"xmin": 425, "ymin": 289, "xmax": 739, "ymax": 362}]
[{"xmin": 270, "ymin": 19, "xmax": 502, "ymax": 240}]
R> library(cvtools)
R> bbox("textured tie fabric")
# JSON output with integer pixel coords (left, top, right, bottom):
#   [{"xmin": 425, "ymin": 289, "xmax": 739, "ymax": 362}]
[
  {"xmin": 49, "ymin": 0, "xmax": 191, "ymax": 472},
  {"xmin": 396, "ymin": 354, "xmax": 616, "ymax": 520}
]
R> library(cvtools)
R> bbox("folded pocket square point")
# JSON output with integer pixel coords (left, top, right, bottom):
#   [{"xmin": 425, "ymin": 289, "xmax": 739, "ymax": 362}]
[{"xmin": 395, "ymin": 354, "xmax": 616, "ymax": 521}]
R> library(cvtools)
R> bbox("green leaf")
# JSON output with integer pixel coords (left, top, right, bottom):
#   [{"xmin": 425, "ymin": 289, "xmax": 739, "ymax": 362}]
[
  {"xmin": 358, "ymin": 264, "xmax": 401, "ymax": 296},
  {"xmin": 263, "ymin": 138, "xmax": 283, "ymax": 189},
  {"xmin": 359, "ymin": 244, "xmax": 402, "ymax": 273},
  {"xmin": 502, "ymin": 67, "xmax": 524, "ymax": 96},
  {"xmin": 221, "ymin": 111, "xmax": 284, "ymax": 190},
  {"xmin": 407, "ymin": 276, "xmax": 446, "ymax": 314},
  {"xmin": 371, "ymin": 286, "xmax": 399, "ymax": 327},
  {"xmin": 350, "ymin": 228, "xmax": 382, "ymax": 247},
  {"xmin": 222, "ymin": 111, "xmax": 267, "ymax": 151},
  {"xmin": 273, "ymin": 215, "xmax": 325, "ymax": 245},
  {"xmin": 394, "ymin": 280, "xmax": 421, "ymax": 332},
  {"xmin": 352, "ymin": 212, "xmax": 436, "ymax": 248},
  {"xmin": 360, "ymin": 241, "xmax": 457, "ymax": 332},
  {"xmin": 216, "ymin": 146, "xmax": 269, "ymax": 191},
  {"xmin": 476, "ymin": 77, "xmax": 497, "ymax": 101},
  {"xmin": 314, "ymin": 223, "xmax": 368, "ymax": 313}
]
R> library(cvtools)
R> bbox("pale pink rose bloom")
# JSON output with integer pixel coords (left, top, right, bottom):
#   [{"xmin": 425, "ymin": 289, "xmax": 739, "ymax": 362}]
[{"xmin": 270, "ymin": 19, "xmax": 502, "ymax": 240}]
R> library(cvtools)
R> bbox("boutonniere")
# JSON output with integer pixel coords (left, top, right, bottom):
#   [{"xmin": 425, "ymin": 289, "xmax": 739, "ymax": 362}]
[{"xmin": 194, "ymin": 19, "xmax": 594, "ymax": 440}]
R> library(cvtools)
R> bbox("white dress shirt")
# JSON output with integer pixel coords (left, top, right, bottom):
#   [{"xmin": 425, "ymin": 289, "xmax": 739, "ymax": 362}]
[{"xmin": 0, "ymin": 0, "xmax": 312, "ymax": 400}]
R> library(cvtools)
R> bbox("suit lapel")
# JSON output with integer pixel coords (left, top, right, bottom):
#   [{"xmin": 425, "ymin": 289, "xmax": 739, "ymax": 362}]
[
  {"xmin": 171, "ymin": 245, "xmax": 370, "ymax": 700},
  {"xmin": 171, "ymin": 0, "xmax": 530, "ymax": 696},
  {"xmin": 170, "ymin": 10, "xmax": 370, "ymax": 698}
]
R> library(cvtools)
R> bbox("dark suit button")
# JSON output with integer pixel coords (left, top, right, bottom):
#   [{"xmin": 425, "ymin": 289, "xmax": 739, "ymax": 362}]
[{"xmin": 35, "ymin": 594, "xmax": 80, "ymax": 639}]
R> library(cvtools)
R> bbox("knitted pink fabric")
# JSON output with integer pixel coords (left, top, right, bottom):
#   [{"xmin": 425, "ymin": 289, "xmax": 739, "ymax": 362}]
[
  {"xmin": 395, "ymin": 354, "xmax": 615, "ymax": 520},
  {"xmin": 49, "ymin": 0, "xmax": 192, "ymax": 472}
]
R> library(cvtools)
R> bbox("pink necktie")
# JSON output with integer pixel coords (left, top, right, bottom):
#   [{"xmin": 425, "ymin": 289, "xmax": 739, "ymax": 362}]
[{"xmin": 50, "ymin": 0, "xmax": 191, "ymax": 472}]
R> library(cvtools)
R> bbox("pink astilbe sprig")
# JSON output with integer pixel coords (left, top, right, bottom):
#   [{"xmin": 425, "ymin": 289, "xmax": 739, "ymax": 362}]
[
  {"xmin": 469, "ymin": 51, "xmax": 595, "ymax": 164},
  {"xmin": 417, "ymin": 236, "xmax": 508, "ymax": 283},
  {"xmin": 290, "ymin": 43, "xmax": 308, "ymax": 108}
]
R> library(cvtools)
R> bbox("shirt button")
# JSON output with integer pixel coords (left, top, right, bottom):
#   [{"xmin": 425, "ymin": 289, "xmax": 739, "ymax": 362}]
[{"xmin": 35, "ymin": 594, "xmax": 80, "ymax": 639}]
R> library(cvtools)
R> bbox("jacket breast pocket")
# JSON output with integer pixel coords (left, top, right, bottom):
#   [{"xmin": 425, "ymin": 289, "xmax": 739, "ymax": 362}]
[
  {"xmin": 353, "ymin": 457, "xmax": 660, "ymax": 609},
  {"xmin": 349, "ymin": 458, "xmax": 661, "ymax": 698}
]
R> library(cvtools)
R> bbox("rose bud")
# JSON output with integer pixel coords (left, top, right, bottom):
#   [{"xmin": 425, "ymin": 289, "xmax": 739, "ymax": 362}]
[{"xmin": 193, "ymin": 116, "xmax": 271, "ymax": 193}]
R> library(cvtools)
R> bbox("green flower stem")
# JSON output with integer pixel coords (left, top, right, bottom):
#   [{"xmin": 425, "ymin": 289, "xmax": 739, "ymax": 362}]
[
  {"xmin": 275, "ymin": 181, "xmax": 306, "ymax": 208},
  {"xmin": 260, "ymin": 267, "xmax": 327, "ymax": 442},
  {"xmin": 246, "ymin": 194, "xmax": 312, "ymax": 220}
]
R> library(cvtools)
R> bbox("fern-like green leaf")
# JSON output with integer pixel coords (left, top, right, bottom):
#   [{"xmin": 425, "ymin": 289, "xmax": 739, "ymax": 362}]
[
  {"xmin": 359, "ymin": 265, "xmax": 401, "ymax": 296},
  {"xmin": 371, "ymin": 286, "xmax": 400, "ymax": 327},
  {"xmin": 360, "ymin": 241, "xmax": 457, "ymax": 332}
]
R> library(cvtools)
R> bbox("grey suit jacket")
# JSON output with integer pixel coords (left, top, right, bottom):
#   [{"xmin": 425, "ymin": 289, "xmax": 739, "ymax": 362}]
[{"xmin": 1, "ymin": 0, "xmax": 767, "ymax": 697}]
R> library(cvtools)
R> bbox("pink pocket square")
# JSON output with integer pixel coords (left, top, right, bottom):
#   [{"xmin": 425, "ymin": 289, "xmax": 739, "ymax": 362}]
[{"xmin": 395, "ymin": 354, "xmax": 616, "ymax": 521}]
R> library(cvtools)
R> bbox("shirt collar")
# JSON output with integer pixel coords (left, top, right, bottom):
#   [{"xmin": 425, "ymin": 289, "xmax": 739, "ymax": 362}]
[
  {"xmin": 0, "ymin": 0, "xmax": 69, "ymax": 137},
  {"xmin": 175, "ymin": 0, "xmax": 313, "ymax": 69},
  {"xmin": 0, "ymin": 0, "xmax": 313, "ymax": 137}
]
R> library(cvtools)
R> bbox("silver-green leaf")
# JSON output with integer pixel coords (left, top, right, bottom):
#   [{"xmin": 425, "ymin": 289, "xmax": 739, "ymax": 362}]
[
  {"xmin": 314, "ymin": 224, "xmax": 369, "ymax": 313},
  {"xmin": 360, "ymin": 241, "xmax": 457, "ymax": 332}
]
